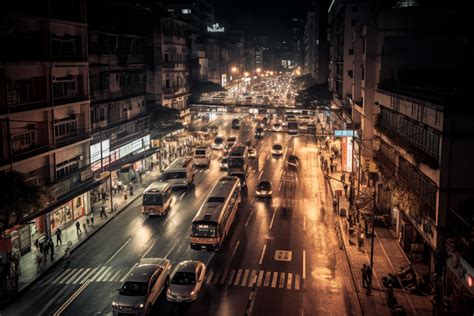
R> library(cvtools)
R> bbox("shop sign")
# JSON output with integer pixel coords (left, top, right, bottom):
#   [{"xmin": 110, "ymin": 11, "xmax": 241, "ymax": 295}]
[
  {"xmin": 80, "ymin": 168, "xmax": 93, "ymax": 182},
  {"xmin": 334, "ymin": 130, "xmax": 358, "ymax": 137},
  {"xmin": 341, "ymin": 137, "xmax": 353, "ymax": 172},
  {"xmin": 207, "ymin": 23, "xmax": 225, "ymax": 32}
]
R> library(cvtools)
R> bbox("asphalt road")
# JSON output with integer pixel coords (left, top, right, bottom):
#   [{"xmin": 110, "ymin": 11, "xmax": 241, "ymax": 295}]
[{"xmin": 2, "ymin": 113, "xmax": 362, "ymax": 316}]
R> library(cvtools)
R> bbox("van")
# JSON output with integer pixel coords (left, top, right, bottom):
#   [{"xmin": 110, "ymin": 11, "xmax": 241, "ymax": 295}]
[
  {"xmin": 160, "ymin": 157, "xmax": 194, "ymax": 188},
  {"xmin": 142, "ymin": 181, "xmax": 173, "ymax": 216},
  {"xmin": 193, "ymin": 146, "xmax": 211, "ymax": 167}
]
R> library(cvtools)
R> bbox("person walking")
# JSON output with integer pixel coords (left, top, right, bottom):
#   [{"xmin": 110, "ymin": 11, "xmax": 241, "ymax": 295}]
[
  {"xmin": 55, "ymin": 227, "xmax": 62, "ymax": 246},
  {"xmin": 48, "ymin": 238, "xmax": 54, "ymax": 261},
  {"xmin": 90, "ymin": 213, "xmax": 95, "ymax": 226},
  {"xmin": 100, "ymin": 205, "xmax": 108, "ymax": 218},
  {"xmin": 361, "ymin": 264, "xmax": 369, "ymax": 288},
  {"xmin": 43, "ymin": 239, "xmax": 49, "ymax": 261},
  {"xmin": 75, "ymin": 221, "xmax": 82, "ymax": 236},
  {"xmin": 343, "ymin": 183, "xmax": 348, "ymax": 196}
]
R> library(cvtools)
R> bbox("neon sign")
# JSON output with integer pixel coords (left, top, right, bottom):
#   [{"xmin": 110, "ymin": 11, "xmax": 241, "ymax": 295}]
[{"xmin": 207, "ymin": 23, "xmax": 225, "ymax": 32}]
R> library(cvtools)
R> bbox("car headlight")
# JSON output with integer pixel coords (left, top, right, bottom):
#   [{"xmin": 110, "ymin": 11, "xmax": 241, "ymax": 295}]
[
  {"xmin": 135, "ymin": 303, "xmax": 144, "ymax": 310},
  {"xmin": 112, "ymin": 301, "xmax": 118, "ymax": 308},
  {"xmin": 190, "ymin": 290, "xmax": 196, "ymax": 296}
]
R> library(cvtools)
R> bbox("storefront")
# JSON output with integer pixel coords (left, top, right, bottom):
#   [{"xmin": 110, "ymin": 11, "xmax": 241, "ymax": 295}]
[{"xmin": 48, "ymin": 192, "xmax": 88, "ymax": 233}]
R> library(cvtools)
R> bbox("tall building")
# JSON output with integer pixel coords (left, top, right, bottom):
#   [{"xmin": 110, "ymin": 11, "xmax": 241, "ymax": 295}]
[
  {"xmin": 313, "ymin": 0, "xmax": 330, "ymax": 84},
  {"xmin": 304, "ymin": 11, "xmax": 316, "ymax": 75},
  {"xmin": 0, "ymin": 0, "xmax": 95, "ymax": 254},
  {"xmin": 290, "ymin": 17, "xmax": 305, "ymax": 67},
  {"xmin": 164, "ymin": 0, "xmax": 215, "ymax": 33}
]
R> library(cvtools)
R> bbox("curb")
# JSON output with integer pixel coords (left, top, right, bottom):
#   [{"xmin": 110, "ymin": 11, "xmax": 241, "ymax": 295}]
[{"xmin": 0, "ymin": 191, "xmax": 144, "ymax": 308}]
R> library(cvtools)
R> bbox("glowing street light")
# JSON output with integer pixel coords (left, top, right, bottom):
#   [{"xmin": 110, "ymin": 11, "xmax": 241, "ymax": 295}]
[
  {"xmin": 244, "ymin": 71, "xmax": 250, "ymax": 77},
  {"xmin": 256, "ymin": 67, "xmax": 262, "ymax": 74},
  {"xmin": 231, "ymin": 66, "xmax": 238, "ymax": 73}
]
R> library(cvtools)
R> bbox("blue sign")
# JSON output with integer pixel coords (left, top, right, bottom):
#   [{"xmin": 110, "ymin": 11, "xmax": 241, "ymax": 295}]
[{"xmin": 334, "ymin": 130, "xmax": 358, "ymax": 137}]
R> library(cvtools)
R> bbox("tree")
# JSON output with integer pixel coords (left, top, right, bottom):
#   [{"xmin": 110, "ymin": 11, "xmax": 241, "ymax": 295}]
[{"xmin": 0, "ymin": 171, "xmax": 49, "ymax": 235}]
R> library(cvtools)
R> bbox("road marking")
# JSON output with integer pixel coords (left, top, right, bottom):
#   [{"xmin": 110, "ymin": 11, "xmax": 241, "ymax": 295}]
[
  {"xmin": 264, "ymin": 271, "xmax": 271, "ymax": 287},
  {"xmin": 227, "ymin": 269, "xmax": 236, "ymax": 285},
  {"xmin": 96, "ymin": 267, "xmax": 112, "ymax": 282},
  {"xmin": 287, "ymin": 273, "xmax": 293, "ymax": 290},
  {"xmin": 212, "ymin": 271, "xmax": 221, "ymax": 284},
  {"xmin": 245, "ymin": 210, "xmax": 254, "ymax": 227},
  {"xmin": 105, "ymin": 238, "xmax": 131, "ymax": 265},
  {"xmin": 241, "ymin": 269, "xmax": 250, "ymax": 286},
  {"xmin": 206, "ymin": 270, "xmax": 214, "ymax": 284},
  {"xmin": 54, "ymin": 279, "xmax": 92, "ymax": 316},
  {"xmin": 231, "ymin": 241, "xmax": 240, "ymax": 259},
  {"xmin": 64, "ymin": 268, "xmax": 84, "ymax": 284},
  {"xmin": 257, "ymin": 169, "xmax": 264, "ymax": 180},
  {"xmin": 70, "ymin": 268, "xmax": 90, "ymax": 284},
  {"xmin": 234, "ymin": 269, "xmax": 243, "ymax": 286},
  {"xmin": 53, "ymin": 269, "xmax": 73, "ymax": 284},
  {"xmin": 271, "ymin": 272, "xmax": 278, "ymax": 288},
  {"xmin": 220, "ymin": 269, "xmax": 229, "ymax": 285},
  {"xmin": 269, "ymin": 209, "xmax": 277, "ymax": 229},
  {"xmin": 259, "ymin": 244, "xmax": 267, "ymax": 265},
  {"xmin": 302, "ymin": 250, "xmax": 306, "ymax": 279},
  {"xmin": 109, "ymin": 269, "xmax": 123, "ymax": 282},
  {"xmin": 100, "ymin": 269, "xmax": 114, "ymax": 282},
  {"xmin": 164, "ymin": 242, "xmax": 178, "ymax": 259},
  {"xmin": 294, "ymin": 274, "xmax": 301, "ymax": 290},
  {"xmin": 141, "ymin": 239, "xmax": 158, "ymax": 260},
  {"xmin": 248, "ymin": 270, "xmax": 257, "ymax": 287},
  {"xmin": 79, "ymin": 268, "xmax": 97, "ymax": 283},
  {"xmin": 257, "ymin": 270, "xmax": 264, "ymax": 287},
  {"xmin": 279, "ymin": 273, "xmax": 286, "ymax": 288},
  {"xmin": 120, "ymin": 263, "xmax": 138, "ymax": 283}
]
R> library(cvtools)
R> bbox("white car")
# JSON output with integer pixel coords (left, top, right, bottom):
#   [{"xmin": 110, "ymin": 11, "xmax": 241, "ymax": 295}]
[
  {"xmin": 272, "ymin": 144, "xmax": 283, "ymax": 156},
  {"xmin": 167, "ymin": 260, "xmax": 206, "ymax": 302},
  {"xmin": 212, "ymin": 135, "xmax": 225, "ymax": 150},
  {"xmin": 193, "ymin": 146, "xmax": 211, "ymax": 167},
  {"xmin": 112, "ymin": 258, "xmax": 172, "ymax": 315},
  {"xmin": 272, "ymin": 123, "xmax": 282, "ymax": 131},
  {"xmin": 248, "ymin": 148, "xmax": 257, "ymax": 158}
]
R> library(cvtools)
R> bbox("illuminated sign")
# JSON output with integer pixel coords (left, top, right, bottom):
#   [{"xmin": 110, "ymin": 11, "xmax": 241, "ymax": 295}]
[
  {"xmin": 90, "ymin": 139, "xmax": 110, "ymax": 164},
  {"xmin": 207, "ymin": 23, "xmax": 225, "ymax": 33},
  {"xmin": 342, "ymin": 137, "xmax": 353, "ymax": 173},
  {"xmin": 334, "ymin": 130, "xmax": 358, "ymax": 137}
]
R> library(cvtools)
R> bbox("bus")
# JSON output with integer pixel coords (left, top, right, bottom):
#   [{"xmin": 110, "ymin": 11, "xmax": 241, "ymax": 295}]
[
  {"xmin": 142, "ymin": 182, "xmax": 173, "ymax": 216},
  {"xmin": 227, "ymin": 145, "xmax": 248, "ymax": 176},
  {"xmin": 288, "ymin": 121, "xmax": 298, "ymax": 135},
  {"xmin": 160, "ymin": 157, "xmax": 194, "ymax": 188},
  {"xmin": 190, "ymin": 176, "xmax": 242, "ymax": 251}
]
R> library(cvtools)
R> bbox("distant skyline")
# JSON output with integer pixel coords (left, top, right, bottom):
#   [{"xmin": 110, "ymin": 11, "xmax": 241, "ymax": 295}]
[{"xmin": 215, "ymin": 0, "xmax": 311, "ymax": 41}]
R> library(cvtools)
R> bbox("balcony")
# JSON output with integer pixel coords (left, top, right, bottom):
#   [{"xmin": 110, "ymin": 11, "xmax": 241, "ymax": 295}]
[{"xmin": 4, "ymin": 77, "xmax": 48, "ymax": 113}]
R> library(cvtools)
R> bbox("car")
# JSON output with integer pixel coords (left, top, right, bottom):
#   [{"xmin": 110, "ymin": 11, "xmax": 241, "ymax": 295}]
[
  {"xmin": 193, "ymin": 146, "xmax": 211, "ymax": 167},
  {"xmin": 112, "ymin": 258, "xmax": 172, "ymax": 315},
  {"xmin": 272, "ymin": 123, "xmax": 282, "ymax": 131},
  {"xmin": 220, "ymin": 157, "xmax": 228, "ymax": 170},
  {"xmin": 248, "ymin": 148, "xmax": 257, "ymax": 158},
  {"xmin": 256, "ymin": 180, "xmax": 272, "ymax": 198},
  {"xmin": 212, "ymin": 135, "xmax": 225, "ymax": 150},
  {"xmin": 255, "ymin": 127, "xmax": 264, "ymax": 138},
  {"xmin": 272, "ymin": 144, "xmax": 283, "ymax": 156},
  {"xmin": 287, "ymin": 154, "xmax": 300, "ymax": 169},
  {"xmin": 167, "ymin": 260, "xmax": 206, "ymax": 302},
  {"xmin": 227, "ymin": 136, "xmax": 238, "ymax": 149}
]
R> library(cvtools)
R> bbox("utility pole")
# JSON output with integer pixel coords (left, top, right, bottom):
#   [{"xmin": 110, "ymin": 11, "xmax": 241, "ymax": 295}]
[{"xmin": 367, "ymin": 178, "xmax": 376, "ymax": 296}]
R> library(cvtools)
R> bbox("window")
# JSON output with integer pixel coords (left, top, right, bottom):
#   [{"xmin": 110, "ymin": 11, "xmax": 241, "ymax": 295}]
[
  {"xmin": 53, "ymin": 76, "xmax": 77, "ymax": 98},
  {"xmin": 361, "ymin": 65, "xmax": 365, "ymax": 80},
  {"xmin": 54, "ymin": 116, "xmax": 77, "ymax": 138},
  {"xmin": 351, "ymin": 19, "xmax": 357, "ymax": 26},
  {"xmin": 51, "ymin": 36, "xmax": 77, "ymax": 57},
  {"xmin": 348, "ymin": 48, "xmax": 354, "ymax": 55},
  {"xmin": 165, "ymin": 79, "xmax": 170, "ymax": 88},
  {"xmin": 12, "ymin": 131, "xmax": 36, "ymax": 152},
  {"xmin": 56, "ymin": 156, "xmax": 80, "ymax": 179},
  {"xmin": 348, "ymin": 70, "xmax": 353, "ymax": 78},
  {"xmin": 181, "ymin": 8, "xmax": 191, "ymax": 14}
]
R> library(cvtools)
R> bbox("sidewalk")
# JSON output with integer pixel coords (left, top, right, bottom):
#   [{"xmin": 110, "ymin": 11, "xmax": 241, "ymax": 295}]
[
  {"xmin": 320, "ymin": 146, "xmax": 432, "ymax": 316},
  {"xmin": 0, "ymin": 167, "xmax": 163, "ymax": 305}
]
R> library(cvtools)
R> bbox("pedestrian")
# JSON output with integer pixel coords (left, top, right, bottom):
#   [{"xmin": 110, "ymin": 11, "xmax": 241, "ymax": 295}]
[
  {"xmin": 358, "ymin": 231, "xmax": 365, "ymax": 248},
  {"xmin": 330, "ymin": 163, "xmax": 335, "ymax": 174},
  {"xmin": 90, "ymin": 214, "xmax": 95, "ymax": 226},
  {"xmin": 341, "ymin": 172, "xmax": 346, "ymax": 183},
  {"xmin": 55, "ymin": 227, "xmax": 62, "ymax": 246},
  {"xmin": 75, "ymin": 221, "xmax": 82, "ymax": 236},
  {"xmin": 129, "ymin": 183, "xmax": 134, "ymax": 196},
  {"xmin": 361, "ymin": 264, "xmax": 369, "ymax": 288},
  {"xmin": 48, "ymin": 238, "xmax": 54, "ymax": 261},
  {"xmin": 330, "ymin": 156, "xmax": 334, "ymax": 165},
  {"xmin": 100, "ymin": 205, "xmax": 108, "ymax": 218},
  {"xmin": 366, "ymin": 266, "xmax": 372, "ymax": 289},
  {"xmin": 43, "ymin": 239, "xmax": 49, "ymax": 258},
  {"xmin": 38, "ymin": 236, "xmax": 45, "ymax": 254},
  {"xmin": 343, "ymin": 184, "xmax": 348, "ymax": 196},
  {"xmin": 36, "ymin": 253, "xmax": 43, "ymax": 272},
  {"xmin": 86, "ymin": 217, "xmax": 90, "ymax": 226},
  {"xmin": 364, "ymin": 220, "xmax": 369, "ymax": 236}
]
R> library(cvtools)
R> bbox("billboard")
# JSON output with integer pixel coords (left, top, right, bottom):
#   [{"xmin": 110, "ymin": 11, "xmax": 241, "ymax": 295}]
[{"xmin": 341, "ymin": 137, "xmax": 353, "ymax": 172}]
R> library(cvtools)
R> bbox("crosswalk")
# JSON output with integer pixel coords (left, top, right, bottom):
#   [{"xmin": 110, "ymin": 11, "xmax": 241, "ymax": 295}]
[
  {"xmin": 205, "ymin": 268, "xmax": 302, "ymax": 291},
  {"xmin": 49, "ymin": 266, "xmax": 128, "ymax": 285}
]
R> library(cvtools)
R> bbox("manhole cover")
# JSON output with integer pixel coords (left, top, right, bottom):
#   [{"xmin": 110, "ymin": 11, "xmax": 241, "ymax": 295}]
[{"xmin": 274, "ymin": 250, "xmax": 292, "ymax": 262}]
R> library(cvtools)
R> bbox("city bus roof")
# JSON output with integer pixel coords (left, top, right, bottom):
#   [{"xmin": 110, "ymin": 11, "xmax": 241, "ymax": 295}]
[
  {"xmin": 228, "ymin": 145, "xmax": 247, "ymax": 157},
  {"xmin": 192, "ymin": 176, "xmax": 240, "ymax": 223},
  {"xmin": 144, "ymin": 181, "xmax": 171, "ymax": 193},
  {"xmin": 165, "ymin": 157, "xmax": 192, "ymax": 171}
]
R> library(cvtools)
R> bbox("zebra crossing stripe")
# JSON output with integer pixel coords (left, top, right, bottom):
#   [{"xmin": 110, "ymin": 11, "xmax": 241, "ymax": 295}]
[
  {"xmin": 90, "ymin": 266, "xmax": 107, "ymax": 282},
  {"xmin": 109, "ymin": 269, "xmax": 123, "ymax": 282},
  {"xmin": 53, "ymin": 269, "xmax": 72, "ymax": 284},
  {"xmin": 279, "ymin": 273, "xmax": 285, "ymax": 288},
  {"xmin": 257, "ymin": 271, "xmax": 264, "ymax": 287},
  {"xmin": 73, "ymin": 268, "xmax": 91, "ymax": 284},
  {"xmin": 206, "ymin": 270, "xmax": 214, "ymax": 284},
  {"xmin": 227, "ymin": 269, "xmax": 236, "ymax": 285},
  {"xmin": 271, "ymin": 272, "xmax": 278, "ymax": 288},
  {"xmin": 248, "ymin": 270, "xmax": 257, "ymax": 287},
  {"xmin": 287, "ymin": 273, "xmax": 293, "ymax": 290},
  {"xmin": 64, "ymin": 268, "xmax": 84, "ymax": 284},
  {"xmin": 234, "ymin": 269, "xmax": 243, "ymax": 286},
  {"xmin": 220, "ymin": 269, "xmax": 229, "ymax": 285},
  {"xmin": 294, "ymin": 274, "xmax": 301, "ymax": 290},
  {"xmin": 264, "ymin": 271, "xmax": 271, "ymax": 287},
  {"xmin": 100, "ymin": 269, "xmax": 113, "ymax": 282},
  {"xmin": 96, "ymin": 267, "xmax": 112, "ymax": 282},
  {"xmin": 81, "ymin": 268, "xmax": 97, "ymax": 283},
  {"xmin": 213, "ymin": 271, "xmax": 221, "ymax": 284},
  {"xmin": 241, "ymin": 269, "xmax": 250, "ymax": 287}
]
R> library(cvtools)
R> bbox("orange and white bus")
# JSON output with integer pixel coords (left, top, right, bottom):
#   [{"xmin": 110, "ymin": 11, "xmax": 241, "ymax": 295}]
[
  {"xmin": 190, "ymin": 176, "xmax": 241, "ymax": 251},
  {"xmin": 142, "ymin": 181, "xmax": 172, "ymax": 216}
]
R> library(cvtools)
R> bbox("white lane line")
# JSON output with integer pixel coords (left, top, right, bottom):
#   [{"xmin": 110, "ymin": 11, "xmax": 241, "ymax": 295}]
[
  {"xmin": 269, "ymin": 209, "xmax": 277, "ymax": 229},
  {"xmin": 220, "ymin": 269, "xmax": 229, "ymax": 285},
  {"xmin": 279, "ymin": 273, "xmax": 286, "ymax": 288},
  {"xmin": 266, "ymin": 155, "xmax": 270, "ymax": 161},
  {"xmin": 271, "ymin": 272, "xmax": 278, "ymax": 288},
  {"xmin": 257, "ymin": 270, "xmax": 264, "ymax": 287},
  {"xmin": 53, "ymin": 269, "xmax": 72, "ymax": 284},
  {"xmin": 206, "ymin": 270, "xmax": 214, "ymax": 284},
  {"xmin": 259, "ymin": 244, "xmax": 267, "ymax": 265},
  {"xmin": 234, "ymin": 269, "xmax": 243, "ymax": 286},
  {"xmin": 231, "ymin": 241, "xmax": 241, "ymax": 259},
  {"xmin": 53, "ymin": 279, "xmax": 92, "ymax": 316},
  {"xmin": 241, "ymin": 269, "xmax": 250, "ymax": 286},
  {"xmin": 96, "ymin": 267, "xmax": 112, "ymax": 282},
  {"xmin": 245, "ymin": 210, "xmax": 254, "ymax": 227},
  {"xmin": 71, "ymin": 268, "xmax": 90, "ymax": 284},
  {"xmin": 294, "ymin": 274, "xmax": 301, "ymax": 290},
  {"xmin": 248, "ymin": 270, "xmax": 257, "ymax": 287},
  {"xmin": 105, "ymin": 238, "xmax": 131, "ymax": 265},
  {"xmin": 302, "ymin": 250, "xmax": 306, "ymax": 280},
  {"xmin": 65, "ymin": 268, "xmax": 84, "ymax": 284},
  {"xmin": 287, "ymin": 273, "xmax": 293, "ymax": 290},
  {"xmin": 141, "ymin": 239, "xmax": 158, "ymax": 260},
  {"xmin": 109, "ymin": 269, "xmax": 124, "ymax": 282},
  {"xmin": 303, "ymin": 210, "xmax": 306, "ymax": 231},
  {"xmin": 120, "ymin": 263, "xmax": 138, "ymax": 283},
  {"xmin": 264, "ymin": 271, "xmax": 271, "ymax": 287},
  {"xmin": 227, "ymin": 269, "xmax": 236, "ymax": 285},
  {"xmin": 164, "ymin": 242, "xmax": 178, "ymax": 259},
  {"xmin": 257, "ymin": 169, "xmax": 264, "ymax": 180}
]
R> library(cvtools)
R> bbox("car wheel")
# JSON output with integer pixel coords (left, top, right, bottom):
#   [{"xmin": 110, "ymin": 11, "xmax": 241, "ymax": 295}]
[{"xmin": 145, "ymin": 303, "xmax": 152, "ymax": 315}]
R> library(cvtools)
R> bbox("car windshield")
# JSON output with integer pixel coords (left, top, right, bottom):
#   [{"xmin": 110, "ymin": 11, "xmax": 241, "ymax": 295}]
[
  {"xmin": 164, "ymin": 172, "xmax": 187, "ymax": 180},
  {"xmin": 214, "ymin": 137, "xmax": 223, "ymax": 144},
  {"xmin": 119, "ymin": 282, "xmax": 148, "ymax": 296},
  {"xmin": 172, "ymin": 272, "xmax": 196, "ymax": 285},
  {"xmin": 273, "ymin": 144, "xmax": 282, "ymax": 150},
  {"xmin": 258, "ymin": 181, "xmax": 272, "ymax": 190},
  {"xmin": 221, "ymin": 157, "xmax": 228, "ymax": 163},
  {"xmin": 195, "ymin": 149, "xmax": 206, "ymax": 155},
  {"xmin": 228, "ymin": 137, "xmax": 237, "ymax": 142}
]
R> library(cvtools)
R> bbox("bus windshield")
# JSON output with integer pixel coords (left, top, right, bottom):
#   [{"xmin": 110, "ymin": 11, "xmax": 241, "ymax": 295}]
[
  {"xmin": 192, "ymin": 222, "xmax": 217, "ymax": 238},
  {"xmin": 228, "ymin": 158, "xmax": 244, "ymax": 168},
  {"xmin": 143, "ymin": 193, "xmax": 164, "ymax": 206},
  {"xmin": 164, "ymin": 171, "xmax": 187, "ymax": 180}
]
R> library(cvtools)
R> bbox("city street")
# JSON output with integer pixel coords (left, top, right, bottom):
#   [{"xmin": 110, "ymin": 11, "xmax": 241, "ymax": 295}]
[{"xmin": 2, "ymin": 114, "xmax": 361, "ymax": 316}]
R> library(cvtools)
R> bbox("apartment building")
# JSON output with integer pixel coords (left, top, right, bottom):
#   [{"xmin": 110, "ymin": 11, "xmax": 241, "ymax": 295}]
[
  {"xmin": 0, "ymin": 0, "xmax": 95, "ymax": 255},
  {"xmin": 304, "ymin": 11, "xmax": 316, "ymax": 76}
]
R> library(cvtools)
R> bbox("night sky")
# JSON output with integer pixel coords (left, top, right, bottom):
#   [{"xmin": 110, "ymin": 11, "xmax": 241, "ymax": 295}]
[{"xmin": 215, "ymin": 0, "xmax": 311, "ymax": 41}]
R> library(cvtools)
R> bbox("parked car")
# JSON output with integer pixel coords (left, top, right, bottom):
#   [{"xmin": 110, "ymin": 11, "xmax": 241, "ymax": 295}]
[
  {"xmin": 193, "ymin": 146, "xmax": 211, "ymax": 167},
  {"xmin": 272, "ymin": 144, "xmax": 283, "ymax": 156},
  {"xmin": 256, "ymin": 180, "xmax": 272, "ymax": 198},
  {"xmin": 248, "ymin": 148, "xmax": 257, "ymax": 158},
  {"xmin": 112, "ymin": 258, "xmax": 172, "ymax": 315},
  {"xmin": 220, "ymin": 157, "xmax": 228, "ymax": 170},
  {"xmin": 166, "ymin": 260, "xmax": 206, "ymax": 302}
]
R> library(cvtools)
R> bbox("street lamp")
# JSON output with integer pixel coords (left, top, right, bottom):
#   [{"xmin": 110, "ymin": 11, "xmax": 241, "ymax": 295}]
[
  {"xmin": 244, "ymin": 71, "xmax": 250, "ymax": 77},
  {"xmin": 256, "ymin": 67, "xmax": 262, "ymax": 74},
  {"xmin": 231, "ymin": 66, "xmax": 238, "ymax": 74}
]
